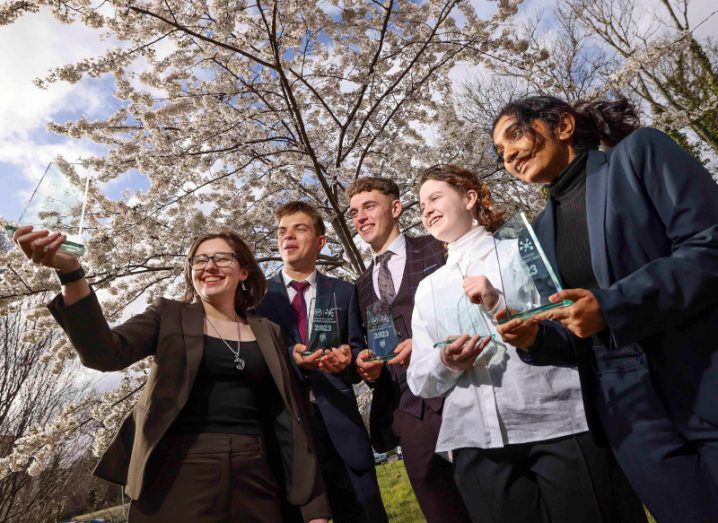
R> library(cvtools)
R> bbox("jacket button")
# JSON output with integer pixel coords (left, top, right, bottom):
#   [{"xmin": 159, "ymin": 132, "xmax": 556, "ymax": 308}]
[{"xmin": 296, "ymin": 416, "xmax": 302, "ymax": 424}]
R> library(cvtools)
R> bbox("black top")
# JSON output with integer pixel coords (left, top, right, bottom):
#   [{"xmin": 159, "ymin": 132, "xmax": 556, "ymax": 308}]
[
  {"xmin": 549, "ymin": 151, "xmax": 598, "ymax": 290},
  {"xmin": 169, "ymin": 336, "xmax": 282, "ymax": 435},
  {"xmin": 549, "ymin": 151, "xmax": 612, "ymax": 348}
]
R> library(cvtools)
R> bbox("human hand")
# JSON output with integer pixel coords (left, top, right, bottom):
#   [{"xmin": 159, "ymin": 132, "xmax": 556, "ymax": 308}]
[
  {"xmin": 495, "ymin": 310, "xmax": 539, "ymax": 349},
  {"xmin": 318, "ymin": 344, "xmax": 351, "ymax": 373},
  {"xmin": 293, "ymin": 343, "xmax": 323, "ymax": 371},
  {"xmin": 440, "ymin": 334, "xmax": 493, "ymax": 372},
  {"xmin": 356, "ymin": 349, "xmax": 384, "ymax": 382},
  {"xmin": 387, "ymin": 338, "xmax": 412, "ymax": 366},
  {"xmin": 13, "ymin": 225, "xmax": 80, "ymax": 274},
  {"xmin": 532, "ymin": 289, "xmax": 606, "ymax": 338},
  {"xmin": 462, "ymin": 275, "xmax": 500, "ymax": 311}
]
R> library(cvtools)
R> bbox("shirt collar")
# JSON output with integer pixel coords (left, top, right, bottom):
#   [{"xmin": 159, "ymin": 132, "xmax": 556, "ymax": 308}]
[
  {"xmin": 371, "ymin": 233, "xmax": 406, "ymax": 265},
  {"xmin": 281, "ymin": 268, "xmax": 317, "ymax": 288},
  {"xmin": 446, "ymin": 226, "xmax": 494, "ymax": 265}
]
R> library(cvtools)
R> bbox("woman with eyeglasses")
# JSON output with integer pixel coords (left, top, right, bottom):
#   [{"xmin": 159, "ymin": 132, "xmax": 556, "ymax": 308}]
[
  {"xmin": 406, "ymin": 165, "xmax": 646, "ymax": 523},
  {"xmin": 12, "ymin": 226, "xmax": 329, "ymax": 522},
  {"xmin": 491, "ymin": 95, "xmax": 718, "ymax": 522}
]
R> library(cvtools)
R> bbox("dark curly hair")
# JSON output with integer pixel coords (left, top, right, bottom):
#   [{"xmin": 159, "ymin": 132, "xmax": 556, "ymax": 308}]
[
  {"xmin": 417, "ymin": 164, "xmax": 504, "ymax": 232},
  {"xmin": 492, "ymin": 95, "xmax": 641, "ymax": 156},
  {"xmin": 183, "ymin": 231, "xmax": 267, "ymax": 313}
]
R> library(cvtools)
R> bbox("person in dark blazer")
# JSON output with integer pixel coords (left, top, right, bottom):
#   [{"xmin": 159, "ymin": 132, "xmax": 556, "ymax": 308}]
[
  {"xmin": 492, "ymin": 95, "xmax": 718, "ymax": 522},
  {"xmin": 11, "ymin": 227, "xmax": 329, "ymax": 522},
  {"xmin": 254, "ymin": 201, "xmax": 388, "ymax": 523},
  {"xmin": 346, "ymin": 177, "xmax": 471, "ymax": 523}
]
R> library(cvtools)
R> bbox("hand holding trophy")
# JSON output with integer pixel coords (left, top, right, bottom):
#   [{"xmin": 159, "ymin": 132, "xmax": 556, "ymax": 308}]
[{"xmin": 4, "ymin": 162, "xmax": 90, "ymax": 259}]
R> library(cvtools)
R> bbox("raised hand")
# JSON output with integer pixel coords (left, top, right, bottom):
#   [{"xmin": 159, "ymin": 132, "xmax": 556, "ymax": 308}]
[{"xmin": 13, "ymin": 225, "xmax": 80, "ymax": 273}]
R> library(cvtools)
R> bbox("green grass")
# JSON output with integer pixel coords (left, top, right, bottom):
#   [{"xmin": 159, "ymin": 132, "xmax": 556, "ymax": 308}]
[{"xmin": 376, "ymin": 459, "xmax": 426, "ymax": 522}]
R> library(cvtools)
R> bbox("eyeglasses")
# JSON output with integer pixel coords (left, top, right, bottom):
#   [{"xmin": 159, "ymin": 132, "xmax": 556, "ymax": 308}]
[{"xmin": 188, "ymin": 252, "xmax": 238, "ymax": 270}]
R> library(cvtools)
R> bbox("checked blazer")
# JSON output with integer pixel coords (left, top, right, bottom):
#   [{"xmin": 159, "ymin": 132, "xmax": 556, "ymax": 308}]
[{"xmin": 356, "ymin": 234, "xmax": 446, "ymax": 451}]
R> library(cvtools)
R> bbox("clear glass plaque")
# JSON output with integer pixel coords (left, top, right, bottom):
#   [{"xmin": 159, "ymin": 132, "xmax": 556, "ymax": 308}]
[
  {"xmin": 302, "ymin": 292, "xmax": 341, "ymax": 356},
  {"xmin": 431, "ymin": 265, "xmax": 491, "ymax": 349},
  {"xmin": 366, "ymin": 301, "xmax": 400, "ymax": 362},
  {"xmin": 493, "ymin": 212, "xmax": 571, "ymax": 323},
  {"xmin": 3, "ymin": 162, "xmax": 90, "ymax": 257}
]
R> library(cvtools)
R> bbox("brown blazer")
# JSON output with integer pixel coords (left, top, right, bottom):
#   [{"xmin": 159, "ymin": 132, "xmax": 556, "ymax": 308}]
[{"xmin": 48, "ymin": 291, "xmax": 329, "ymax": 520}]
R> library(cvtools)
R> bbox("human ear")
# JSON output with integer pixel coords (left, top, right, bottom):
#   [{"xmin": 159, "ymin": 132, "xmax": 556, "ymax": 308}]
[
  {"xmin": 556, "ymin": 113, "xmax": 576, "ymax": 142},
  {"xmin": 464, "ymin": 190, "xmax": 479, "ymax": 213},
  {"xmin": 391, "ymin": 199, "xmax": 403, "ymax": 219}
]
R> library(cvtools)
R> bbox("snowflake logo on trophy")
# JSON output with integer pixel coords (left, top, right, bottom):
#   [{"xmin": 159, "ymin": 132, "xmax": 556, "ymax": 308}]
[{"xmin": 519, "ymin": 238, "xmax": 534, "ymax": 253}]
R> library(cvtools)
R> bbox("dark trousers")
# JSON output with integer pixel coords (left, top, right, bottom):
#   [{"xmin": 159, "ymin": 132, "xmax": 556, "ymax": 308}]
[
  {"xmin": 129, "ymin": 432, "xmax": 281, "ymax": 522},
  {"xmin": 283, "ymin": 410, "xmax": 388, "ymax": 523},
  {"xmin": 393, "ymin": 408, "xmax": 471, "ymax": 523},
  {"xmin": 594, "ymin": 344, "xmax": 718, "ymax": 522},
  {"xmin": 453, "ymin": 432, "xmax": 647, "ymax": 523}
]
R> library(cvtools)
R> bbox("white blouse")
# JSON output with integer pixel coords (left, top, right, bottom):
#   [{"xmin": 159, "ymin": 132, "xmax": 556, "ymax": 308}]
[{"xmin": 407, "ymin": 226, "xmax": 588, "ymax": 453}]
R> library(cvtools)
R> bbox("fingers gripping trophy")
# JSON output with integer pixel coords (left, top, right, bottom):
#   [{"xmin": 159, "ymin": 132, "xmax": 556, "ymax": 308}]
[{"xmin": 3, "ymin": 162, "xmax": 93, "ymax": 282}]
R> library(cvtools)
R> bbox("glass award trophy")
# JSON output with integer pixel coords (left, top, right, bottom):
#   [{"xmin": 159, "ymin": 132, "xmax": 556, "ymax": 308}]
[
  {"xmin": 431, "ymin": 265, "xmax": 492, "ymax": 349},
  {"xmin": 493, "ymin": 211, "xmax": 571, "ymax": 323},
  {"xmin": 3, "ymin": 162, "xmax": 90, "ymax": 257},
  {"xmin": 366, "ymin": 301, "xmax": 400, "ymax": 361},
  {"xmin": 302, "ymin": 292, "xmax": 341, "ymax": 356}
]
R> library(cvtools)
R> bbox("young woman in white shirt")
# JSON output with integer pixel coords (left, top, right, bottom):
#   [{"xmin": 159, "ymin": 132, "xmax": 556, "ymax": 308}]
[{"xmin": 407, "ymin": 164, "xmax": 646, "ymax": 523}]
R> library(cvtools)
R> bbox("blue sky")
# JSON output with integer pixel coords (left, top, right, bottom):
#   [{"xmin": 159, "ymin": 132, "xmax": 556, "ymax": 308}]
[{"xmin": 1, "ymin": 0, "xmax": 716, "ymax": 224}]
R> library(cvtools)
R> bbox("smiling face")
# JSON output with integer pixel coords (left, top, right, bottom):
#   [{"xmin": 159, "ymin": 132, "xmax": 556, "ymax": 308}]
[
  {"xmin": 277, "ymin": 212, "xmax": 326, "ymax": 269},
  {"xmin": 191, "ymin": 238, "xmax": 247, "ymax": 305},
  {"xmin": 492, "ymin": 114, "xmax": 577, "ymax": 185},
  {"xmin": 349, "ymin": 190, "xmax": 402, "ymax": 252},
  {"xmin": 419, "ymin": 179, "xmax": 477, "ymax": 243}
]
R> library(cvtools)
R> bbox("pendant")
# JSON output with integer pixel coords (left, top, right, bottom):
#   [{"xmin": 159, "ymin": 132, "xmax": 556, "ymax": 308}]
[{"xmin": 235, "ymin": 357, "xmax": 246, "ymax": 371}]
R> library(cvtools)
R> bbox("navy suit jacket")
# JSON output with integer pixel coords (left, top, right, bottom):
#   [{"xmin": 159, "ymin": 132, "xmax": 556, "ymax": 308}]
[
  {"xmin": 254, "ymin": 271, "xmax": 374, "ymax": 471},
  {"xmin": 521, "ymin": 128, "xmax": 718, "ymax": 441}
]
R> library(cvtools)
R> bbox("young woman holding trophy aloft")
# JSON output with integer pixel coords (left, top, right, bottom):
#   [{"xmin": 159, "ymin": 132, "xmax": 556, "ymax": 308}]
[
  {"xmin": 406, "ymin": 165, "xmax": 645, "ymax": 523},
  {"xmin": 11, "ymin": 226, "xmax": 329, "ymax": 522}
]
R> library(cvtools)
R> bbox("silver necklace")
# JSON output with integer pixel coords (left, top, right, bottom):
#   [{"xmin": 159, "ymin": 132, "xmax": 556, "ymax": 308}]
[{"xmin": 204, "ymin": 314, "xmax": 245, "ymax": 371}]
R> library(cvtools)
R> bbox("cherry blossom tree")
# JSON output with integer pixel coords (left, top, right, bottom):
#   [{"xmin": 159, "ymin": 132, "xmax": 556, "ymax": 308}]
[{"xmin": 0, "ymin": 0, "xmax": 527, "ymax": 481}]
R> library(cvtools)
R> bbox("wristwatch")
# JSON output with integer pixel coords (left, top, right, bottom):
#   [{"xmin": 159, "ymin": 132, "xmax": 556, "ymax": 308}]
[{"xmin": 56, "ymin": 266, "xmax": 85, "ymax": 285}]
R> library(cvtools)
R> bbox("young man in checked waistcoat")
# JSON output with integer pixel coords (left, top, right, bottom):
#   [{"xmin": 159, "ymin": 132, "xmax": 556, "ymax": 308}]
[{"xmin": 347, "ymin": 177, "xmax": 471, "ymax": 523}]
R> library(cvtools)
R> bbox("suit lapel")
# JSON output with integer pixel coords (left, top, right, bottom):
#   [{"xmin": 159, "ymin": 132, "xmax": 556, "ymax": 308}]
[
  {"xmin": 248, "ymin": 315, "xmax": 294, "ymax": 411},
  {"xmin": 181, "ymin": 301, "xmax": 206, "ymax": 405},
  {"xmin": 268, "ymin": 273, "xmax": 301, "ymax": 344},
  {"xmin": 315, "ymin": 271, "xmax": 336, "ymax": 306},
  {"xmin": 535, "ymin": 204, "xmax": 560, "ymax": 285},
  {"xmin": 586, "ymin": 150, "xmax": 612, "ymax": 288}
]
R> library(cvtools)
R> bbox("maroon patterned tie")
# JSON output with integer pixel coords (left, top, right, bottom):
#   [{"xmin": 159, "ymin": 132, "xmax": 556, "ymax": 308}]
[{"xmin": 290, "ymin": 280, "xmax": 310, "ymax": 344}]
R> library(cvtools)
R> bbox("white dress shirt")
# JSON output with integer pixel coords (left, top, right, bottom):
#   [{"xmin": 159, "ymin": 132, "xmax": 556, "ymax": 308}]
[
  {"xmin": 371, "ymin": 233, "xmax": 407, "ymax": 297},
  {"xmin": 407, "ymin": 226, "xmax": 588, "ymax": 453}
]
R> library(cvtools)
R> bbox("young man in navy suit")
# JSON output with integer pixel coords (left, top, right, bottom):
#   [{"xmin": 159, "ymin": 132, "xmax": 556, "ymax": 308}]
[
  {"xmin": 347, "ymin": 178, "xmax": 471, "ymax": 523},
  {"xmin": 254, "ymin": 201, "xmax": 387, "ymax": 523}
]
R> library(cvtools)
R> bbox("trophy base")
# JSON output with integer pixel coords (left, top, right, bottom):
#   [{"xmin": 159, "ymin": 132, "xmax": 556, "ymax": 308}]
[
  {"xmin": 4, "ymin": 225, "xmax": 86, "ymax": 257},
  {"xmin": 433, "ymin": 334, "xmax": 494, "ymax": 349},
  {"xmin": 366, "ymin": 353, "xmax": 395, "ymax": 362},
  {"xmin": 496, "ymin": 300, "xmax": 573, "ymax": 324},
  {"xmin": 301, "ymin": 348, "xmax": 326, "ymax": 357}
]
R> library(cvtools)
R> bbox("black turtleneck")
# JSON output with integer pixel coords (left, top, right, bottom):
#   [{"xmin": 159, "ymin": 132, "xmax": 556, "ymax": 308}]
[{"xmin": 548, "ymin": 151, "xmax": 598, "ymax": 291}]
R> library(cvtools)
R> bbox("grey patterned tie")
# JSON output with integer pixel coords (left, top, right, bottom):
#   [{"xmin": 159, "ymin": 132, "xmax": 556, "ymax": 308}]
[{"xmin": 376, "ymin": 251, "xmax": 396, "ymax": 304}]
